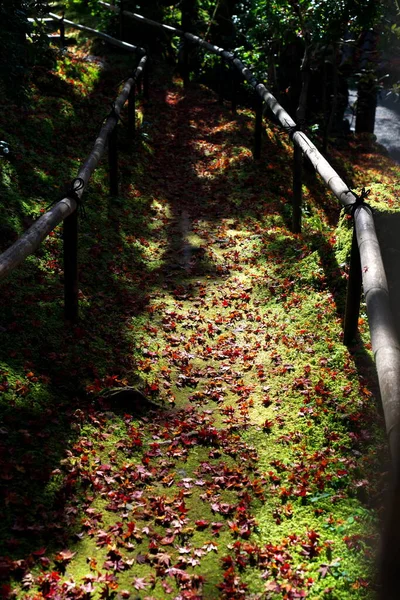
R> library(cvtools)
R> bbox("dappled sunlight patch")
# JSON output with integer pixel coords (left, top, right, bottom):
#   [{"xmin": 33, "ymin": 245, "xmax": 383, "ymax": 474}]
[
  {"xmin": 165, "ymin": 90, "xmax": 183, "ymax": 106},
  {"xmin": 55, "ymin": 51, "xmax": 102, "ymax": 96},
  {"xmin": 208, "ymin": 121, "xmax": 239, "ymax": 135}
]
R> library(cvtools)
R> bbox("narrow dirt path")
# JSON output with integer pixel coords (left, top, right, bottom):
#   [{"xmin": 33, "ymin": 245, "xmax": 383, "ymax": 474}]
[{"xmin": 11, "ymin": 70, "xmax": 383, "ymax": 599}]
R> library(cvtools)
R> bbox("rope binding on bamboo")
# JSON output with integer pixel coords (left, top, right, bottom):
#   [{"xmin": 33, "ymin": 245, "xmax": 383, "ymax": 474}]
[
  {"xmin": 47, "ymin": 177, "xmax": 86, "ymax": 217},
  {"xmin": 344, "ymin": 187, "xmax": 372, "ymax": 217},
  {"xmin": 103, "ymin": 101, "xmax": 123, "ymax": 125}
]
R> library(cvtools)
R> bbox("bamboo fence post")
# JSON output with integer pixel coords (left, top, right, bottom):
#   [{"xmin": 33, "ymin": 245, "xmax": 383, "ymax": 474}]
[
  {"xmin": 63, "ymin": 209, "xmax": 79, "ymax": 322},
  {"xmin": 143, "ymin": 60, "xmax": 149, "ymax": 100},
  {"xmin": 181, "ymin": 39, "xmax": 190, "ymax": 88},
  {"xmin": 343, "ymin": 226, "xmax": 362, "ymax": 344},
  {"xmin": 128, "ymin": 84, "xmax": 136, "ymax": 138},
  {"xmin": 108, "ymin": 126, "xmax": 119, "ymax": 196},
  {"xmin": 254, "ymin": 95, "xmax": 263, "ymax": 159},
  {"xmin": 292, "ymin": 143, "xmax": 302, "ymax": 233},
  {"xmin": 60, "ymin": 12, "xmax": 65, "ymax": 48},
  {"xmin": 137, "ymin": 71, "xmax": 142, "ymax": 94}
]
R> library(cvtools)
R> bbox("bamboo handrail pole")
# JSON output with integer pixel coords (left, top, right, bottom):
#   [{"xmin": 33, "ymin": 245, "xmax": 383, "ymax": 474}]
[
  {"xmin": 73, "ymin": 56, "xmax": 146, "ymax": 184},
  {"xmin": 99, "ymin": 0, "xmax": 232, "ymax": 58},
  {"xmin": 98, "ymin": 1, "xmax": 182, "ymax": 36},
  {"xmin": 28, "ymin": 17, "xmax": 56, "ymax": 22},
  {"xmin": 48, "ymin": 12, "xmax": 145, "ymax": 54},
  {"xmin": 99, "ymin": 0, "xmax": 231, "ymax": 59},
  {"xmin": 0, "ymin": 199, "xmax": 77, "ymax": 281},
  {"xmin": 184, "ymin": 32, "xmax": 227, "ymax": 56},
  {"xmin": 100, "ymin": 2, "xmax": 231, "ymax": 59},
  {"xmin": 0, "ymin": 56, "xmax": 147, "ymax": 282},
  {"xmin": 228, "ymin": 60, "xmax": 357, "ymax": 211},
  {"xmin": 99, "ymin": 2, "xmax": 233, "ymax": 59},
  {"xmin": 228, "ymin": 57, "xmax": 354, "ymax": 209},
  {"xmin": 203, "ymin": 27, "xmax": 400, "ymax": 460},
  {"xmin": 353, "ymin": 206, "xmax": 400, "ymax": 460},
  {"xmin": 133, "ymin": 54, "xmax": 147, "ymax": 81}
]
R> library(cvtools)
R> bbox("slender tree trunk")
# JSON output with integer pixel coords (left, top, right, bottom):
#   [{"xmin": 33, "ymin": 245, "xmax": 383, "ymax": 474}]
[
  {"xmin": 268, "ymin": 40, "xmax": 280, "ymax": 98},
  {"xmin": 292, "ymin": 2, "xmax": 312, "ymax": 234},
  {"xmin": 296, "ymin": 44, "xmax": 311, "ymax": 125},
  {"xmin": 355, "ymin": 30, "xmax": 378, "ymax": 134},
  {"xmin": 208, "ymin": 0, "xmax": 237, "ymax": 47},
  {"xmin": 181, "ymin": 0, "xmax": 198, "ymax": 31},
  {"xmin": 180, "ymin": 0, "xmax": 198, "ymax": 84},
  {"xmin": 356, "ymin": 75, "xmax": 378, "ymax": 134},
  {"xmin": 321, "ymin": 53, "xmax": 328, "ymax": 127},
  {"xmin": 323, "ymin": 45, "xmax": 339, "ymax": 152}
]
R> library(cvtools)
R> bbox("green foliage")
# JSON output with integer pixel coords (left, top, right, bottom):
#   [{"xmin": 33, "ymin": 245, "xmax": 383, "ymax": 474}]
[
  {"xmin": 378, "ymin": 1, "xmax": 400, "ymax": 91},
  {"xmin": 0, "ymin": 0, "xmax": 55, "ymax": 103},
  {"xmin": 234, "ymin": 0, "xmax": 383, "ymax": 43},
  {"xmin": 0, "ymin": 1, "xmax": 31, "ymax": 100}
]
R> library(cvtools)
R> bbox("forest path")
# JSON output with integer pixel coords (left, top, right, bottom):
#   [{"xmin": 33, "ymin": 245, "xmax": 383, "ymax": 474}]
[
  {"xmin": 62, "ymin": 72, "xmax": 382, "ymax": 598},
  {"xmin": 2, "ymin": 65, "xmax": 384, "ymax": 599}
]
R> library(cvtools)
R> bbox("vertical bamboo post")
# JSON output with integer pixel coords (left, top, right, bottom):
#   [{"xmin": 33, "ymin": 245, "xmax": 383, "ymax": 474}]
[
  {"xmin": 108, "ymin": 126, "xmax": 118, "ymax": 196},
  {"xmin": 59, "ymin": 12, "xmax": 65, "ymax": 48},
  {"xmin": 343, "ymin": 227, "xmax": 362, "ymax": 345},
  {"xmin": 143, "ymin": 60, "xmax": 149, "ymax": 101},
  {"xmin": 292, "ymin": 143, "xmax": 302, "ymax": 233},
  {"xmin": 231, "ymin": 63, "xmax": 237, "ymax": 116},
  {"xmin": 137, "ymin": 73, "xmax": 142, "ymax": 95},
  {"xmin": 63, "ymin": 209, "xmax": 79, "ymax": 322},
  {"xmin": 182, "ymin": 39, "xmax": 189, "ymax": 88},
  {"xmin": 253, "ymin": 96, "xmax": 263, "ymax": 159},
  {"xmin": 128, "ymin": 84, "xmax": 136, "ymax": 138}
]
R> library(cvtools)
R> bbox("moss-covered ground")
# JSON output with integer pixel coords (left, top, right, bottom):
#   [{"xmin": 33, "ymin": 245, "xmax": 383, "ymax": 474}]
[{"xmin": 1, "ymin": 35, "xmax": 399, "ymax": 599}]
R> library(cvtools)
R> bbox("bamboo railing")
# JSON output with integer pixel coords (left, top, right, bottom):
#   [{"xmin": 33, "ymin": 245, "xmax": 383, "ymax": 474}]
[
  {"xmin": 0, "ymin": 37, "xmax": 147, "ymax": 320},
  {"xmin": 99, "ymin": 1, "xmax": 357, "ymax": 221},
  {"xmin": 47, "ymin": 12, "xmax": 147, "ymax": 54},
  {"xmin": 100, "ymin": 2, "xmax": 400, "ymax": 463}
]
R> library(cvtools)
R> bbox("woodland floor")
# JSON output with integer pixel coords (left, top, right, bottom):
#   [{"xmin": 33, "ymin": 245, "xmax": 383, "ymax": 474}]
[{"xmin": 1, "ymin": 42, "xmax": 400, "ymax": 599}]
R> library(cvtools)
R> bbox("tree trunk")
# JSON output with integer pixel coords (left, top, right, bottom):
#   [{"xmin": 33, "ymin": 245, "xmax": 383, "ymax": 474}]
[
  {"xmin": 181, "ymin": 0, "xmax": 197, "ymax": 31},
  {"xmin": 208, "ymin": 0, "xmax": 237, "ymax": 47},
  {"xmin": 323, "ymin": 45, "xmax": 339, "ymax": 152},
  {"xmin": 356, "ymin": 76, "xmax": 377, "ymax": 134},
  {"xmin": 180, "ymin": 0, "xmax": 197, "ymax": 85},
  {"xmin": 293, "ymin": 41, "xmax": 311, "ymax": 233},
  {"xmin": 296, "ymin": 44, "xmax": 311, "ymax": 125},
  {"xmin": 355, "ymin": 30, "xmax": 378, "ymax": 134}
]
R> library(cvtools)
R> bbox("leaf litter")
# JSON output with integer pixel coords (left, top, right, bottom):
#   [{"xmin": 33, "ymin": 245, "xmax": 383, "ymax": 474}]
[{"xmin": 0, "ymin": 49, "xmax": 396, "ymax": 599}]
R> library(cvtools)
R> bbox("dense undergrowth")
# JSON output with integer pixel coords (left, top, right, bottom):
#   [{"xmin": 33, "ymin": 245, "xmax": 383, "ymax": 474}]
[{"xmin": 1, "ymin": 34, "xmax": 400, "ymax": 599}]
